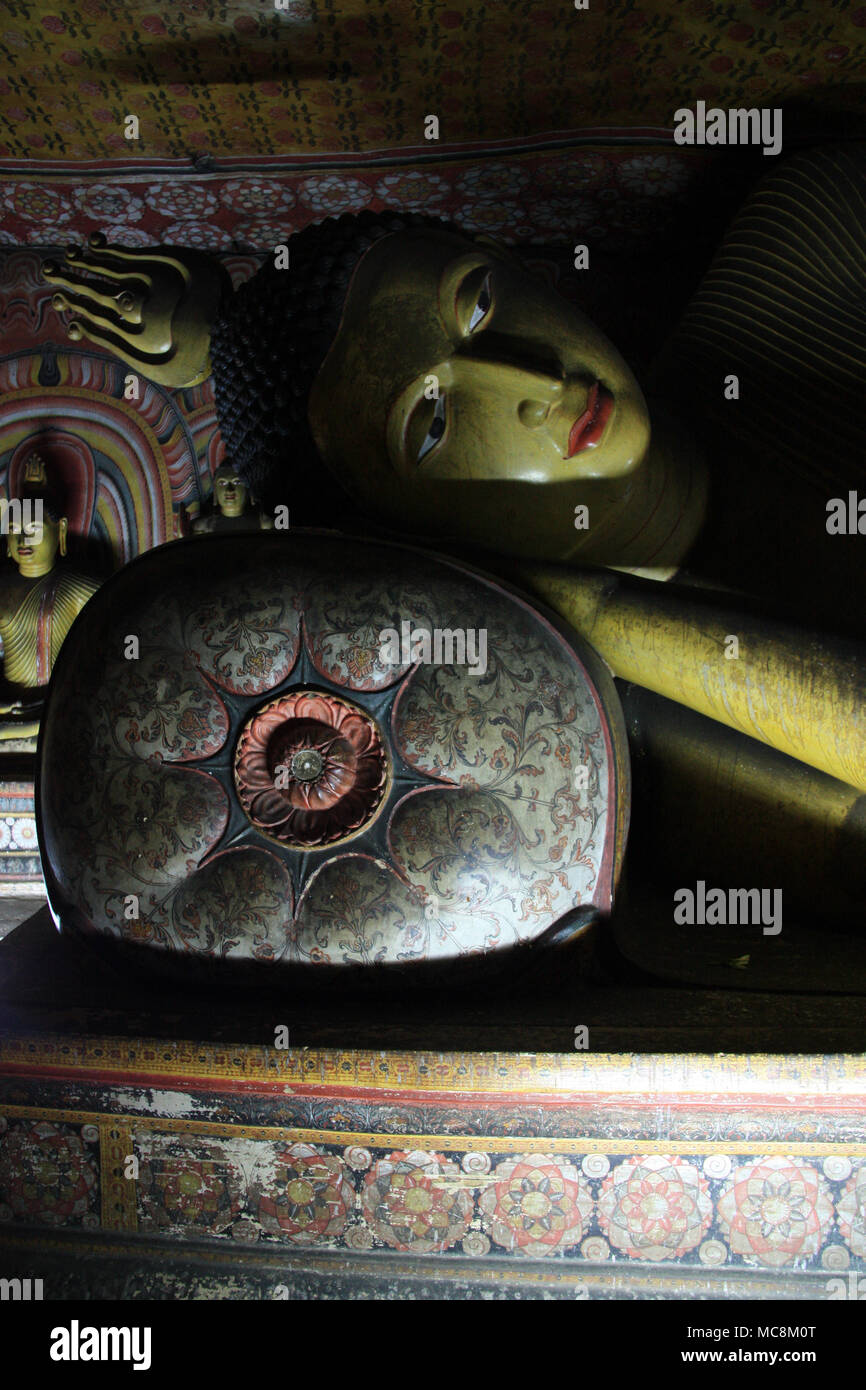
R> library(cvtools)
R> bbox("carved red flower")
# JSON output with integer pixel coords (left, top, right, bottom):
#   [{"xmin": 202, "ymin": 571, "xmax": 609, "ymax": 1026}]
[{"xmin": 234, "ymin": 690, "xmax": 388, "ymax": 847}]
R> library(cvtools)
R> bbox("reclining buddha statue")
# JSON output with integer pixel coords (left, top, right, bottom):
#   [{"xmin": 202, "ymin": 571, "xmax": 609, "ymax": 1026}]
[{"xmin": 42, "ymin": 144, "xmax": 866, "ymax": 954}]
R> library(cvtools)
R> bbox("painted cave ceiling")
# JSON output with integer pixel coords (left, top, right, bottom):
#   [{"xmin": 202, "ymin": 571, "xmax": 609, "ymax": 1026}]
[{"xmin": 1, "ymin": 0, "xmax": 865, "ymax": 166}]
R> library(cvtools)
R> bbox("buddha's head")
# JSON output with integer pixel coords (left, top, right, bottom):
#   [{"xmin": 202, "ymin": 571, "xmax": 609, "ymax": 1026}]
[
  {"xmin": 311, "ymin": 225, "xmax": 650, "ymax": 484},
  {"xmin": 212, "ymin": 463, "xmax": 249, "ymax": 517},
  {"xmin": 4, "ymin": 457, "xmax": 67, "ymax": 579},
  {"xmin": 210, "ymin": 211, "xmax": 686, "ymax": 564},
  {"xmin": 46, "ymin": 212, "xmax": 704, "ymax": 568}
]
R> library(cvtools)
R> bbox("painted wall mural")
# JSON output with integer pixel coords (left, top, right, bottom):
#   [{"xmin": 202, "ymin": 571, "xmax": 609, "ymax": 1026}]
[
  {"xmin": 0, "ymin": 783, "xmax": 41, "ymax": 893},
  {"xmin": 0, "ymin": 250, "xmax": 243, "ymax": 892},
  {"xmin": 0, "ymin": 248, "xmax": 268, "ymax": 556}
]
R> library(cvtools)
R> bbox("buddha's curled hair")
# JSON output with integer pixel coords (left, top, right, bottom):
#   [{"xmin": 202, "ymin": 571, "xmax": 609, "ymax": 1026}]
[
  {"xmin": 209, "ymin": 209, "xmax": 455, "ymax": 518},
  {"xmin": 18, "ymin": 480, "xmax": 63, "ymax": 524}
]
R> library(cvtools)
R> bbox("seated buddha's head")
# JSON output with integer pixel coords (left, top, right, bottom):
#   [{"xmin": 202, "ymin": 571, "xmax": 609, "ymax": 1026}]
[
  {"xmin": 212, "ymin": 463, "xmax": 249, "ymax": 517},
  {"xmin": 4, "ymin": 456, "xmax": 67, "ymax": 579}
]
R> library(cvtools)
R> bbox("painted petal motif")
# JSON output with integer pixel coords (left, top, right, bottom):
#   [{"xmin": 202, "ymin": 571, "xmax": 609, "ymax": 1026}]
[
  {"xmin": 157, "ymin": 847, "xmax": 293, "ymax": 960},
  {"xmin": 361, "ymin": 1151, "xmax": 473, "ymax": 1254},
  {"xmin": 597, "ymin": 1156, "xmax": 713, "ymax": 1262},
  {"xmin": 45, "ymin": 584, "xmax": 230, "ymax": 765},
  {"xmin": 294, "ymin": 854, "xmax": 428, "ymax": 966},
  {"xmin": 0, "ymin": 1121, "xmax": 99, "ymax": 1225},
  {"xmin": 183, "ymin": 579, "xmax": 301, "ymax": 695},
  {"xmin": 389, "ymin": 787, "xmax": 600, "ymax": 953},
  {"xmin": 478, "ymin": 1154, "xmax": 593, "ymax": 1256},
  {"xmin": 44, "ymin": 759, "xmax": 229, "ymax": 935},
  {"xmin": 303, "ymin": 569, "xmax": 443, "ymax": 690},
  {"xmin": 250, "ymin": 1143, "xmax": 351, "ymax": 1245},
  {"xmin": 110, "ymin": 646, "xmax": 230, "ymax": 761},
  {"xmin": 136, "ymin": 1134, "xmax": 246, "ymax": 1238}
]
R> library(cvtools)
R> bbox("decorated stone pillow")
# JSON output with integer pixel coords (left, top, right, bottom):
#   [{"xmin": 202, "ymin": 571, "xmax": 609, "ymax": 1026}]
[{"xmin": 38, "ymin": 533, "xmax": 629, "ymax": 984}]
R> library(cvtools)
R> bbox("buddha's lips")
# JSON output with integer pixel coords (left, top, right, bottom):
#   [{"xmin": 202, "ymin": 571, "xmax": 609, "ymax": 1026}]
[{"xmin": 567, "ymin": 383, "xmax": 614, "ymax": 457}]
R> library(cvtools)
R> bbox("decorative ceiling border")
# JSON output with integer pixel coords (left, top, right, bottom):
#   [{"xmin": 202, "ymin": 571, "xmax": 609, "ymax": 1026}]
[
  {"xmin": 0, "ymin": 144, "xmax": 711, "ymax": 251},
  {"xmin": 0, "ymin": 127, "xmax": 686, "ymax": 177}
]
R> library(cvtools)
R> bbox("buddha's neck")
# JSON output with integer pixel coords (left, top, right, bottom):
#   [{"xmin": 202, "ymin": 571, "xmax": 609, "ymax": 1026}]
[
  {"xmin": 566, "ymin": 401, "xmax": 708, "ymax": 578},
  {"xmin": 16, "ymin": 557, "xmax": 56, "ymax": 579}
]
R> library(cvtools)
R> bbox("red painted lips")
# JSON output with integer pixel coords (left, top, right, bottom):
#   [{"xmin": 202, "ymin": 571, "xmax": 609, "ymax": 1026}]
[{"xmin": 567, "ymin": 383, "xmax": 614, "ymax": 457}]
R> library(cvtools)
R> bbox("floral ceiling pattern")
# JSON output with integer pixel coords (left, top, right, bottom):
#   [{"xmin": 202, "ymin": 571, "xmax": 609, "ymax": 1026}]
[{"xmin": 1, "ymin": 0, "xmax": 865, "ymax": 162}]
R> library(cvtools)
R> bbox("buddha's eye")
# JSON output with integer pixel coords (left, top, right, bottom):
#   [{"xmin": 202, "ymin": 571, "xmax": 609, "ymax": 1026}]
[
  {"xmin": 417, "ymin": 393, "xmax": 447, "ymax": 463},
  {"xmin": 468, "ymin": 272, "xmax": 493, "ymax": 331},
  {"xmin": 455, "ymin": 265, "xmax": 494, "ymax": 336}
]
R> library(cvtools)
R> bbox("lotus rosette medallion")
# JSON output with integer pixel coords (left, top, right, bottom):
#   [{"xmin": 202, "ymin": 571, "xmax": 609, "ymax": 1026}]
[{"xmin": 234, "ymin": 691, "xmax": 389, "ymax": 847}]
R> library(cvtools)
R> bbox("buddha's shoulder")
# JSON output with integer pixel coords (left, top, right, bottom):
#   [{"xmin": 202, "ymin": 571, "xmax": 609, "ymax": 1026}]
[
  {"xmin": 53, "ymin": 568, "xmax": 101, "ymax": 608},
  {"xmin": 748, "ymin": 143, "xmax": 866, "ymax": 244}
]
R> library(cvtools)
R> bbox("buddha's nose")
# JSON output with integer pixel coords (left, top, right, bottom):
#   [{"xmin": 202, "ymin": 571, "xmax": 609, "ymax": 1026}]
[
  {"xmin": 457, "ymin": 355, "xmax": 565, "ymax": 418},
  {"xmin": 510, "ymin": 368, "xmax": 573, "ymax": 436}
]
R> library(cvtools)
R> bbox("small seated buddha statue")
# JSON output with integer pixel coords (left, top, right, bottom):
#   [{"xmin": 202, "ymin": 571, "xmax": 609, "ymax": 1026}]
[
  {"xmin": 0, "ymin": 456, "xmax": 101, "ymax": 741},
  {"xmin": 191, "ymin": 462, "xmax": 274, "ymax": 535}
]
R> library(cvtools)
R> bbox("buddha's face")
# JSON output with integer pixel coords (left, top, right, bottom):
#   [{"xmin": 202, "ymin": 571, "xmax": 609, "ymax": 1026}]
[
  {"xmin": 7, "ymin": 508, "xmax": 64, "ymax": 578},
  {"xmin": 214, "ymin": 470, "xmax": 248, "ymax": 517},
  {"xmin": 308, "ymin": 228, "xmax": 652, "ymax": 556}
]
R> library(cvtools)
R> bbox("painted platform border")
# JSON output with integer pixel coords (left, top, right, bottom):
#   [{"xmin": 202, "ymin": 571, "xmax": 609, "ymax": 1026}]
[
  {"xmin": 1, "ymin": 1034, "xmax": 864, "ymax": 1098},
  {"xmin": 0, "ymin": 1036, "xmax": 865, "ymax": 1278}
]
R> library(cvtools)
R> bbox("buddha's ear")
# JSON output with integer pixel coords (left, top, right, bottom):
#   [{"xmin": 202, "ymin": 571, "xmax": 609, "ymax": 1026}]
[
  {"xmin": 473, "ymin": 233, "xmax": 523, "ymax": 267},
  {"xmin": 58, "ymin": 518, "xmax": 68, "ymax": 557}
]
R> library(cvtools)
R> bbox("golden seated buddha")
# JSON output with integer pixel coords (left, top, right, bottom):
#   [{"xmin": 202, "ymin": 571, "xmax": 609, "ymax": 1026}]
[
  {"xmin": 191, "ymin": 462, "xmax": 273, "ymax": 535},
  {"xmin": 0, "ymin": 458, "xmax": 100, "ymax": 742}
]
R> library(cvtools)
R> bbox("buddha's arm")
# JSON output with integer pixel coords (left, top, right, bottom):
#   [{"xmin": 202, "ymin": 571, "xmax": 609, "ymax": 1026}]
[
  {"xmin": 619, "ymin": 683, "xmax": 866, "ymax": 935},
  {"xmin": 519, "ymin": 563, "xmax": 866, "ymax": 794}
]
